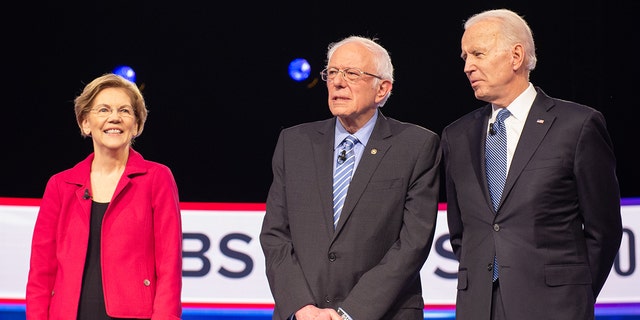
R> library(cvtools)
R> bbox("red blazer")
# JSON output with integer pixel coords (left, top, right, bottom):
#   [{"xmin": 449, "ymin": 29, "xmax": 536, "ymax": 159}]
[{"xmin": 26, "ymin": 148, "xmax": 183, "ymax": 320}]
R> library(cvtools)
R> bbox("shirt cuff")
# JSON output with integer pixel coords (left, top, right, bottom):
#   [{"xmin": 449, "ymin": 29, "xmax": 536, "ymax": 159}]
[{"xmin": 337, "ymin": 307, "xmax": 353, "ymax": 320}]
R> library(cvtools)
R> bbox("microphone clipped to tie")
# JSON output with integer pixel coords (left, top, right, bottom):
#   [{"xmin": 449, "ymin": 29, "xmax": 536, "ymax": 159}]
[
  {"xmin": 83, "ymin": 189, "xmax": 91, "ymax": 200},
  {"xmin": 337, "ymin": 149, "xmax": 347, "ymax": 164},
  {"xmin": 489, "ymin": 123, "xmax": 496, "ymax": 135}
]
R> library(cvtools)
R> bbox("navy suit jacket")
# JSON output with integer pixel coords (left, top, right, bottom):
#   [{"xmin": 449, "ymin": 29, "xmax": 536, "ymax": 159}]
[
  {"xmin": 260, "ymin": 111, "xmax": 441, "ymax": 319},
  {"xmin": 441, "ymin": 87, "xmax": 622, "ymax": 320}
]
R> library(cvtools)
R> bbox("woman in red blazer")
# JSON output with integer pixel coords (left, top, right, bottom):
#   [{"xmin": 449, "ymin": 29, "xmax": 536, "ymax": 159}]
[{"xmin": 26, "ymin": 74, "xmax": 183, "ymax": 320}]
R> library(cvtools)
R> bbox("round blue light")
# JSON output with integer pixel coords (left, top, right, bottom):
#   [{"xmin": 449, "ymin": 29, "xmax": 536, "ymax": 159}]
[
  {"xmin": 112, "ymin": 65, "xmax": 136, "ymax": 83},
  {"xmin": 288, "ymin": 58, "xmax": 311, "ymax": 82}
]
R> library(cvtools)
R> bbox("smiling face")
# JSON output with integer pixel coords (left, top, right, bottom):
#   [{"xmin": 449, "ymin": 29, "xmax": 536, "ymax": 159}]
[{"xmin": 82, "ymin": 87, "xmax": 139, "ymax": 152}]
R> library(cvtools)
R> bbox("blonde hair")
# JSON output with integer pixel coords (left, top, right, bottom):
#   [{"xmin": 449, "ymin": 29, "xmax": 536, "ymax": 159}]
[{"xmin": 74, "ymin": 73, "xmax": 148, "ymax": 137}]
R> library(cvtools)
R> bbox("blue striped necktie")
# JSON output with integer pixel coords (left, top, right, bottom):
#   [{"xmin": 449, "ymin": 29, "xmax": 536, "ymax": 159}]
[
  {"xmin": 333, "ymin": 135, "xmax": 358, "ymax": 229},
  {"xmin": 485, "ymin": 108, "xmax": 511, "ymax": 281}
]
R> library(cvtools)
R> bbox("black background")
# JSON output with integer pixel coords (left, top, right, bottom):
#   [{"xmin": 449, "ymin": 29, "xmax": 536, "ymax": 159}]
[{"xmin": 3, "ymin": 1, "xmax": 638, "ymax": 203}]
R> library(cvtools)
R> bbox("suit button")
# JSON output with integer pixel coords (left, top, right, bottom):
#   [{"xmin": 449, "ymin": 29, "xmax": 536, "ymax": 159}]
[
  {"xmin": 487, "ymin": 263, "xmax": 493, "ymax": 271},
  {"xmin": 144, "ymin": 279, "xmax": 151, "ymax": 286},
  {"xmin": 328, "ymin": 252, "xmax": 337, "ymax": 261},
  {"xmin": 325, "ymin": 296, "xmax": 332, "ymax": 303},
  {"xmin": 493, "ymin": 224, "xmax": 500, "ymax": 231}
]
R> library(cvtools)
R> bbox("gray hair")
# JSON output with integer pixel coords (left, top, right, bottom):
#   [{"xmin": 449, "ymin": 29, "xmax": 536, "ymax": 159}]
[
  {"xmin": 326, "ymin": 36, "xmax": 394, "ymax": 107},
  {"xmin": 464, "ymin": 9, "xmax": 537, "ymax": 71}
]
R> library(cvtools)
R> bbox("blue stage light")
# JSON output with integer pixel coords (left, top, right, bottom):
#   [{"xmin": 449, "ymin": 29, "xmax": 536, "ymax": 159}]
[
  {"xmin": 113, "ymin": 65, "xmax": 136, "ymax": 83},
  {"xmin": 288, "ymin": 58, "xmax": 311, "ymax": 82}
]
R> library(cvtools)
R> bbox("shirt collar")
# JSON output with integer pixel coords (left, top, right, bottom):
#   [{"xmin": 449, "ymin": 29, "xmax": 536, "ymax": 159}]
[
  {"xmin": 334, "ymin": 111, "xmax": 378, "ymax": 150},
  {"xmin": 490, "ymin": 83, "xmax": 537, "ymax": 121}
]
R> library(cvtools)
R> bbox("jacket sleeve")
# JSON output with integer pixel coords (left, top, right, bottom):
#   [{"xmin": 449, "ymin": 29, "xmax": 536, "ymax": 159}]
[
  {"xmin": 575, "ymin": 110, "xmax": 622, "ymax": 298},
  {"xmin": 441, "ymin": 128, "xmax": 463, "ymax": 260},
  {"xmin": 26, "ymin": 175, "xmax": 61, "ymax": 320},
  {"xmin": 259, "ymin": 130, "xmax": 317, "ymax": 319},
  {"xmin": 151, "ymin": 165, "xmax": 183, "ymax": 319}
]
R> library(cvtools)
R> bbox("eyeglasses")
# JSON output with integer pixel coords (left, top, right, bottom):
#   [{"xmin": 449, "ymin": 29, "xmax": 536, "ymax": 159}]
[
  {"xmin": 90, "ymin": 105, "xmax": 135, "ymax": 119},
  {"xmin": 320, "ymin": 67, "xmax": 383, "ymax": 82}
]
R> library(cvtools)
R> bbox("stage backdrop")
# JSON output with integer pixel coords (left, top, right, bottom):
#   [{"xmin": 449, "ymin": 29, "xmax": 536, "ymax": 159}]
[{"xmin": 1, "ymin": 198, "xmax": 638, "ymax": 309}]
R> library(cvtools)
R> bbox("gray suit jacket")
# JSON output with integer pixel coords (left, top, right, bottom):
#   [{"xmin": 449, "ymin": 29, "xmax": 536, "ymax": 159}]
[
  {"xmin": 441, "ymin": 87, "xmax": 622, "ymax": 320},
  {"xmin": 260, "ymin": 111, "xmax": 441, "ymax": 319}
]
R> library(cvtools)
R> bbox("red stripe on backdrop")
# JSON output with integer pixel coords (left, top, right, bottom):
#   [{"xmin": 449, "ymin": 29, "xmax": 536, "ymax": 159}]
[
  {"xmin": 0, "ymin": 197, "xmax": 42, "ymax": 206},
  {"xmin": 0, "ymin": 197, "xmax": 448, "ymax": 211}
]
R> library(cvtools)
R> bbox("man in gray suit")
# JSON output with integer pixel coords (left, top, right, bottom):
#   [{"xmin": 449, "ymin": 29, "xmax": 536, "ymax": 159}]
[
  {"xmin": 260, "ymin": 36, "xmax": 441, "ymax": 320},
  {"xmin": 442, "ymin": 9, "xmax": 623, "ymax": 320}
]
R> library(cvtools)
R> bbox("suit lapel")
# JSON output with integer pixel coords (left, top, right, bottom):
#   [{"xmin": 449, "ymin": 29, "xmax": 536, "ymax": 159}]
[
  {"xmin": 65, "ymin": 154, "xmax": 94, "ymax": 224},
  {"xmin": 501, "ymin": 91, "xmax": 555, "ymax": 207},
  {"xmin": 333, "ymin": 113, "xmax": 392, "ymax": 236},
  {"xmin": 74, "ymin": 183, "xmax": 93, "ymax": 223},
  {"xmin": 311, "ymin": 118, "xmax": 339, "ymax": 236},
  {"xmin": 467, "ymin": 106, "xmax": 495, "ymax": 214},
  {"xmin": 102, "ymin": 149, "xmax": 148, "ymax": 222}
]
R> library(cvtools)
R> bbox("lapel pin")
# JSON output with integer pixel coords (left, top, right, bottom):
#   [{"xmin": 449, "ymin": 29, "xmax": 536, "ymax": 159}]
[
  {"xmin": 371, "ymin": 149, "xmax": 378, "ymax": 155},
  {"xmin": 536, "ymin": 119, "xmax": 545, "ymax": 124}
]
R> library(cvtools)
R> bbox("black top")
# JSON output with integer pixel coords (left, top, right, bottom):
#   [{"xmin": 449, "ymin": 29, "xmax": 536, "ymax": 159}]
[{"xmin": 76, "ymin": 201, "xmax": 127, "ymax": 320}]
